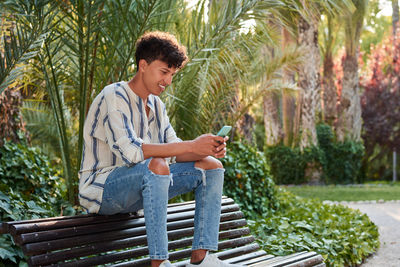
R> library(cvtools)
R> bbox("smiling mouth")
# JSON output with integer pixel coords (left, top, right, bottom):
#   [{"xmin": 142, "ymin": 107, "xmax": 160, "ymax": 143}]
[{"xmin": 159, "ymin": 84, "xmax": 166, "ymax": 90}]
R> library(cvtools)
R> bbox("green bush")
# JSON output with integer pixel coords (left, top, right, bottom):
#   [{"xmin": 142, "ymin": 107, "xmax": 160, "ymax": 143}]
[
  {"xmin": 317, "ymin": 124, "xmax": 365, "ymax": 184},
  {"xmin": 265, "ymin": 145, "xmax": 307, "ymax": 184},
  {"xmin": 0, "ymin": 138, "xmax": 76, "ymax": 265},
  {"xmin": 265, "ymin": 124, "xmax": 365, "ymax": 185},
  {"xmin": 265, "ymin": 145, "xmax": 323, "ymax": 185},
  {"xmin": 220, "ymin": 141, "xmax": 278, "ymax": 218},
  {"xmin": 222, "ymin": 138, "xmax": 378, "ymax": 266},
  {"xmin": 250, "ymin": 189, "xmax": 379, "ymax": 267}
]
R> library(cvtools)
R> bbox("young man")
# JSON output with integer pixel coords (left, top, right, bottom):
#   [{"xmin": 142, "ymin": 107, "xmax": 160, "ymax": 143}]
[{"xmin": 79, "ymin": 31, "xmax": 242, "ymax": 267}]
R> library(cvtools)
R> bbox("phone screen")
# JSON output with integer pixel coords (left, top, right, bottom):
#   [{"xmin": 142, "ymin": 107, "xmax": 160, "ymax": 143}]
[{"xmin": 217, "ymin": 126, "xmax": 232, "ymax": 137}]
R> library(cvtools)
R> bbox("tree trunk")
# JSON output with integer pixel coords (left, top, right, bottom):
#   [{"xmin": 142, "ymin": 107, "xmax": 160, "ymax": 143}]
[
  {"xmin": 393, "ymin": 0, "xmax": 399, "ymax": 64},
  {"xmin": 263, "ymin": 92, "xmax": 282, "ymax": 146},
  {"xmin": 322, "ymin": 52, "xmax": 337, "ymax": 125},
  {"xmin": 336, "ymin": 54, "xmax": 362, "ymax": 141},
  {"xmin": 0, "ymin": 87, "xmax": 29, "ymax": 145},
  {"xmin": 393, "ymin": 0, "xmax": 399, "ymax": 38},
  {"xmin": 238, "ymin": 112, "xmax": 255, "ymax": 144},
  {"xmin": 282, "ymin": 28, "xmax": 296, "ymax": 146},
  {"xmin": 336, "ymin": 0, "xmax": 367, "ymax": 142},
  {"xmin": 297, "ymin": 16, "xmax": 320, "ymax": 149}
]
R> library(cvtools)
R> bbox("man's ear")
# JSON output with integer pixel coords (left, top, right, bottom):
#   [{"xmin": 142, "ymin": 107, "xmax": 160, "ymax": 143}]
[{"xmin": 139, "ymin": 59, "xmax": 148, "ymax": 72}]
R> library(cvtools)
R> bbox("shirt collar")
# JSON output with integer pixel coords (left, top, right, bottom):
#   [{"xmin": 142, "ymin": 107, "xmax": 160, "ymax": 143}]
[
  {"xmin": 147, "ymin": 95, "xmax": 154, "ymax": 112},
  {"xmin": 123, "ymin": 81, "xmax": 155, "ymax": 113}
]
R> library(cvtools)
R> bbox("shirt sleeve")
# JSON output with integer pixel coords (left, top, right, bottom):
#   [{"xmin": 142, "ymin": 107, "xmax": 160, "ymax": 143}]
[
  {"xmin": 103, "ymin": 88, "xmax": 144, "ymax": 165},
  {"xmin": 163, "ymin": 106, "xmax": 182, "ymax": 144},
  {"xmin": 161, "ymin": 102, "xmax": 182, "ymax": 164}
]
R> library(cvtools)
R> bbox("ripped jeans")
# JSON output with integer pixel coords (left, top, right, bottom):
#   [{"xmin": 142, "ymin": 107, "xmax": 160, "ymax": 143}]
[{"xmin": 98, "ymin": 158, "xmax": 225, "ymax": 260}]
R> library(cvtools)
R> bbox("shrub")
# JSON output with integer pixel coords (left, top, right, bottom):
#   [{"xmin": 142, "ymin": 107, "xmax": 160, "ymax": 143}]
[
  {"xmin": 220, "ymin": 141, "xmax": 278, "ymax": 218},
  {"xmin": 223, "ymin": 139, "xmax": 378, "ymax": 266},
  {"xmin": 317, "ymin": 124, "xmax": 365, "ymax": 184},
  {"xmin": 265, "ymin": 145, "xmax": 306, "ymax": 184},
  {"xmin": 265, "ymin": 145, "xmax": 323, "ymax": 185},
  {"xmin": 265, "ymin": 124, "xmax": 364, "ymax": 185},
  {"xmin": 250, "ymin": 190, "xmax": 379, "ymax": 266},
  {"xmin": 0, "ymin": 138, "xmax": 77, "ymax": 265}
]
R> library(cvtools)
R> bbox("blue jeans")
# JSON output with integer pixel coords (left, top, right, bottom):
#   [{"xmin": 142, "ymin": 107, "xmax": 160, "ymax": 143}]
[{"xmin": 98, "ymin": 158, "xmax": 225, "ymax": 260}]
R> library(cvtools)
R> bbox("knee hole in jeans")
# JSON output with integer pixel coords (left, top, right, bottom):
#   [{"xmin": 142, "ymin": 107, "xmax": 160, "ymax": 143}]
[
  {"xmin": 195, "ymin": 156, "xmax": 223, "ymax": 170},
  {"xmin": 148, "ymin": 157, "xmax": 170, "ymax": 175}
]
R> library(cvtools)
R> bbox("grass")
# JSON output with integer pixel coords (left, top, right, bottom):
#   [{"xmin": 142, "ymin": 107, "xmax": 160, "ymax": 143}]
[{"xmin": 281, "ymin": 182, "xmax": 400, "ymax": 201}]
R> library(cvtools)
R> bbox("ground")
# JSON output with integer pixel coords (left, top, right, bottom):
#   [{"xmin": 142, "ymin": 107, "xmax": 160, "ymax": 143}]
[{"xmin": 344, "ymin": 201, "xmax": 400, "ymax": 266}]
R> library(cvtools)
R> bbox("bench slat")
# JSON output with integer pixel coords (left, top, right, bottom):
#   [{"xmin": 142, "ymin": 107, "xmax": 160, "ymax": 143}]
[
  {"xmin": 46, "ymin": 235, "xmax": 255, "ymax": 267},
  {"xmin": 225, "ymin": 251, "xmax": 275, "ymax": 265},
  {"xmin": 22, "ymin": 210, "xmax": 244, "ymax": 256},
  {"xmin": 174, "ymin": 243, "xmax": 262, "ymax": 267},
  {"xmin": 225, "ymin": 250, "xmax": 268, "ymax": 262},
  {"xmin": 17, "ymin": 202, "xmax": 239, "ymax": 246},
  {"xmin": 28, "ymin": 223, "xmax": 250, "ymax": 266},
  {"xmin": 31, "ymin": 225, "xmax": 249, "ymax": 266},
  {"xmin": 238, "ymin": 254, "xmax": 277, "ymax": 266},
  {"xmin": 249, "ymin": 252, "xmax": 322, "ymax": 267},
  {"xmin": 11, "ymin": 202, "xmax": 239, "ymax": 240},
  {"xmin": 107, "ymin": 238, "xmax": 259, "ymax": 267},
  {"xmin": 17, "ymin": 204, "xmax": 240, "ymax": 246},
  {"xmin": 3, "ymin": 197, "xmax": 231, "ymax": 233},
  {"xmin": 284, "ymin": 255, "xmax": 326, "ymax": 267},
  {"xmin": 8, "ymin": 199, "xmax": 235, "ymax": 236}
]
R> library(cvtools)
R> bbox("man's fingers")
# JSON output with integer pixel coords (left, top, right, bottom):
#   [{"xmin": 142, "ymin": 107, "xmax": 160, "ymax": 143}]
[
  {"xmin": 215, "ymin": 143, "xmax": 225, "ymax": 152},
  {"xmin": 213, "ymin": 135, "xmax": 225, "ymax": 144},
  {"xmin": 215, "ymin": 148, "xmax": 226, "ymax": 158}
]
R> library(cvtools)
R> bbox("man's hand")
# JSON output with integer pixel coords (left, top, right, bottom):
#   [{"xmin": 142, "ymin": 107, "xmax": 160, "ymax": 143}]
[
  {"xmin": 191, "ymin": 134, "xmax": 228, "ymax": 158},
  {"xmin": 214, "ymin": 136, "xmax": 229, "ymax": 158}
]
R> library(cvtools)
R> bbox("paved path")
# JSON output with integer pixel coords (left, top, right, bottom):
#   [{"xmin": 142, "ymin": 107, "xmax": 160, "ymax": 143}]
[{"xmin": 344, "ymin": 202, "xmax": 400, "ymax": 266}]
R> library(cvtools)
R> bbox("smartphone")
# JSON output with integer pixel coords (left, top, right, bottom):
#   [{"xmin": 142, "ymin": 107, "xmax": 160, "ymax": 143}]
[{"xmin": 216, "ymin": 125, "xmax": 232, "ymax": 137}]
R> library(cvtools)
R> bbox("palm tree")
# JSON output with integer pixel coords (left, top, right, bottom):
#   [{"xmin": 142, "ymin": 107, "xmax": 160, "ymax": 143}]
[
  {"xmin": 297, "ymin": 14, "xmax": 321, "ymax": 149},
  {"xmin": 320, "ymin": 14, "xmax": 342, "ymax": 125},
  {"xmin": 2, "ymin": 0, "xmax": 184, "ymax": 203},
  {"xmin": 336, "ymin": 0, "xmax": 368, "ymax": 142},
  {"xmin": 263, "ymin": 91, "xmax": 283, "ymax": 146},
  {"xmin": 4, "ymin": 0, "xmax": 303, "ymax": 203},
  {"xmin": 274, "ymin": 0, "xmax": 353, "ymax": 149},
  {"xmin": 164, "ymin": 0, "xmax": 301, "ymax": 140},
  {"xmin": 281, "ymin": 27, "xmax": 297, "ymax": 146}
]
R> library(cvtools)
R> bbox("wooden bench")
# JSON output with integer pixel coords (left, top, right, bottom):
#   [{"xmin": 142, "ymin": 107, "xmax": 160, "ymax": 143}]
[{"xmin": 1, "ymin": 197, "xmax": 325, "ymax": 266}]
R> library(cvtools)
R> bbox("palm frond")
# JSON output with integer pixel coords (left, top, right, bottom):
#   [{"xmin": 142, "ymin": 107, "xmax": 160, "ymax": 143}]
[
  {"xmin": 21, "ymin": 100, "xmax": 60, "ymax": 158},
  {"xmin": 163, "ymin": 0, "xmax": 290, "ymax": 139},
  {"xmin": 0, "ymin": 21, "xmax": 46, "ymax": 94},
  {"xmin": 163, "ymin": 0, "xmax": 305, "ymax": 140}
]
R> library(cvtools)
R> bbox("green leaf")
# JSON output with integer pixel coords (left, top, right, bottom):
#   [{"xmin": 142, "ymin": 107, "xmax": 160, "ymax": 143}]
[{"xmin": 0, "ymin": 247, "xmax": 17, "ymax": 263}]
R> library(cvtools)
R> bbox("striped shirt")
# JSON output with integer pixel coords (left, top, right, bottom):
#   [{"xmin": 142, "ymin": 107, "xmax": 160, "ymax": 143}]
[{"xmin": 78, "ymin": 81, "xmax": 181, "ymax": 213}]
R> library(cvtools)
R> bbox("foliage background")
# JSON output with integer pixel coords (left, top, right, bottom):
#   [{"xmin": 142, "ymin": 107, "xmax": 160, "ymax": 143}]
[
  {"xmin": 265, "ymin": 124, "xmax": 365, "ymax": 185},
  {"xmin": 0, "ymin": 136, "xmax": 77, "ymax": 265}
]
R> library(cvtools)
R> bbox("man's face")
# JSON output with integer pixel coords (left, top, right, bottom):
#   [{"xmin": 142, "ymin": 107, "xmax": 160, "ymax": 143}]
[{"xmin": 140, "ymin": 59, "xmax": 177, "ymax": 96}]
